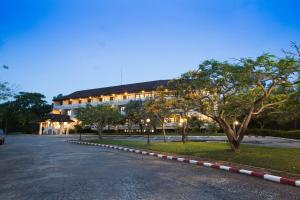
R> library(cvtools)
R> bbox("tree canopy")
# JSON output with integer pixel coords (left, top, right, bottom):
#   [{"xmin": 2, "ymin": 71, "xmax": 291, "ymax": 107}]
[
  {"xmin": 76, "ymin": 104, "xmax": 120, "ymax": 139},
  {"xmin": 0, "ymin": 92, "xmax": 51, "ymax": 133},
  {"xmin": 171, "ymin": 53, "xmax": 300, "ymax": 152}
]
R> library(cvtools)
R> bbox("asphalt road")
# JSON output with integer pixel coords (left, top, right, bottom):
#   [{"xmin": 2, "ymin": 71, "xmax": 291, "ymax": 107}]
[{"xmin": 0, "ymin": 135, "xmax": 299, "ymax": 200}]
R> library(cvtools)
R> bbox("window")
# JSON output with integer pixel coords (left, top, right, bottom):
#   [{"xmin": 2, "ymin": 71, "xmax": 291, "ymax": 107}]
[
  {"xmin": 78, "ymin": 100, "xmax": 82, "ymax": 104},
  {"xmin": 67, "ymin": 110, "xmax": 72, "ymax": 116},
  {"xmin": 145, "ymin": 93, "xmax": 152, "ymax": 98},
  {"xmin": 123, "ymin": 95, "xmax": 127, "ymax": 100},
  {"xmin": 135, "ymin": 94, "xmax": 141, "ymax": 99},
  {"xmin": 68, "ymin": 101, "xmax": 72, "ymax": 105},
  {"xmin": 110, "ymin": 96, "xmax": 114, "ymax": 101},
  {"xmin": 87, "ymin": 98, "xmax": 92, "ymax": 103},
  {"xmin": 99, "ymin": 97, "xmax": 103, "ymax": 102}
]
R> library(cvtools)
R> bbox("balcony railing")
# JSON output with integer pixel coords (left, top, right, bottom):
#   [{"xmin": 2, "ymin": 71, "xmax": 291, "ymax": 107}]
[{"xmin": 53, "ymin": 98, "xmax": 149, "ymax": 110}]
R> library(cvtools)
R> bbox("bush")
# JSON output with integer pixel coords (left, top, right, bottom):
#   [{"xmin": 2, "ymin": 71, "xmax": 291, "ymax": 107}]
[
  {"xmin": 207, "ymin": 123, "xmax": 219, "ymax": 134},
  {"xmin": 0, "ymin": 137, "xmax": 5, "ymax": 145},
  {"xmin": 245, "ymin": 129, "xmax": 300, "ymax": 139}
]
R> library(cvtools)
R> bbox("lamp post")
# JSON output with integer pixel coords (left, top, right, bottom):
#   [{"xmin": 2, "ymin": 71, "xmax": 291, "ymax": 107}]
[
  {"xmin": 233, "ymin": 120, "xmax": 239, "ymax": 133},
  {"xmin": 146, "ymin": 118, "xmax": 151, "ymax": 145}
]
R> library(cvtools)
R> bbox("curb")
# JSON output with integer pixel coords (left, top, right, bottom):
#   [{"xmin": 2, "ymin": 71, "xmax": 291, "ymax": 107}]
[{"xmin": 66, "ymin": 140, "xmax": 300, "ymax": 188}]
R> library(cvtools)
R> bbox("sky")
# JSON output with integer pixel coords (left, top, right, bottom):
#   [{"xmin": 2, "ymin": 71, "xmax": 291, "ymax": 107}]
[{"xmin": 0, "ymin": 0, "xmax": 300, "ymax": 102}]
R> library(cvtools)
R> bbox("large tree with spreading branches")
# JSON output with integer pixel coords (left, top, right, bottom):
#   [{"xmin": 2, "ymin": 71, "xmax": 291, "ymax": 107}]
[{"xmin": 171, "ymin": 52, "xmax": 300, "ymax": 153}]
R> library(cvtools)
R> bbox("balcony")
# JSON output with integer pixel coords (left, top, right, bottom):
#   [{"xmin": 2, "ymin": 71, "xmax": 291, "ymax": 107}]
[{"xmin": 53, "ymin": 98, "xmax": 149, "ymax": 110}]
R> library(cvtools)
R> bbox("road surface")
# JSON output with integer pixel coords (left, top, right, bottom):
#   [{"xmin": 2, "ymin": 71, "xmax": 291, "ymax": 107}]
[{"xmin": 0, "ymin": 135, "xmax": 299, "ymax": 200}]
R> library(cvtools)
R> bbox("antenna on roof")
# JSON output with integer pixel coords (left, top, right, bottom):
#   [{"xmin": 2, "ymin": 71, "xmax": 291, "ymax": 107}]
[{"xmin": 120, "ymin": 67, "xmax": 123, "ymax": 86}]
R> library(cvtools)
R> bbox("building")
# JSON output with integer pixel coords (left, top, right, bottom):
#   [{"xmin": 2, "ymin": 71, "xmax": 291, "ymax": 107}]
[
  {"xmin": 39, "ymin": 80, "xmax": 169, "ymax": 134},
  {"xmin": 39, "ymin": 79, "xmax": 210, "ymax": 135}
]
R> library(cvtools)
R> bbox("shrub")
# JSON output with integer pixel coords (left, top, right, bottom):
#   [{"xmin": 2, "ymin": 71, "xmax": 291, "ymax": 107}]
[
  {"xmin": 245, "ymin": 129, "xmax": 300, "ymax": 139},
  {"xmin": 0, "ymin": 137, "xmax": 5, "ymax": 145}
]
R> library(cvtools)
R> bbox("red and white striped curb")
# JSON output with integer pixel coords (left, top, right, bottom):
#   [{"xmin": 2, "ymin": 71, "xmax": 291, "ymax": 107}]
[{"xmin": 66, "ymin": 140, "xmax": 300, "ymax": 188}]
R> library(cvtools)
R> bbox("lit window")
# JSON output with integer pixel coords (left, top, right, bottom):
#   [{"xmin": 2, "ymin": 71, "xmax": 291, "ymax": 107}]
[
  {"xmin": 110, "ymin": 96, "xmax": 114, "ymax": 101},
  {"xmin": 67, "ymin": 110, "xmax": 72, "ymax": 116}
]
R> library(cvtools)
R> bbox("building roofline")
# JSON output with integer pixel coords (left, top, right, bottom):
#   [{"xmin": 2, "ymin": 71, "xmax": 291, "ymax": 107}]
[{"xmin": 53, "ymin": 79, "xmax": 171, "ymax": 101}]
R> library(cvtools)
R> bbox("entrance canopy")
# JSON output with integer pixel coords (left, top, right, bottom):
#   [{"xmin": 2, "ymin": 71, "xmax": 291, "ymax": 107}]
[
  {"xmin": 41, "ymin": 114, "xmax": 74, "ymax": 123},
  {"xmin": 39, "ymin": 114, "xmax": 74, "ymax": 135}
]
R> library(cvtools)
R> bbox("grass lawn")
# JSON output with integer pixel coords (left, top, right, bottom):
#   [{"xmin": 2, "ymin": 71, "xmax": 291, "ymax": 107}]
[
  {"xmin": 100, "ymin": 132, "xmax": 225, "ymax": 137},
  {"xmin": 89, "ymin": 139, "xmax": 300, "ymax": 175}
]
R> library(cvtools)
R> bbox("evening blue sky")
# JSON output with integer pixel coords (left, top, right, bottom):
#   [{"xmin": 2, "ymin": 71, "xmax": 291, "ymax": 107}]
[{"xmin": 0, "ymin": 0, "xmax": 300, "ymax": 102}]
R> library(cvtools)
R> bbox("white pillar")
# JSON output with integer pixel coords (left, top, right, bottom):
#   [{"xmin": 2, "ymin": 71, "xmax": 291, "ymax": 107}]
[
  {"xmin": 39, "ymin": 122, "xmax": 43, "ymax": 135},
  {"xmin": 59, "ymin": 122, "xmax": 64, "ymax": 135},
  {"xmin": 66, "ymin": 124, "xmax": 70, "ymax": 136}
]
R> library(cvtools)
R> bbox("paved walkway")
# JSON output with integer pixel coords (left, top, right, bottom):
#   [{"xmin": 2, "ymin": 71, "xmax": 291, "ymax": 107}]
[{"xmin": 0, "ymin": 135, "xmax": 299, "ymax": 200}]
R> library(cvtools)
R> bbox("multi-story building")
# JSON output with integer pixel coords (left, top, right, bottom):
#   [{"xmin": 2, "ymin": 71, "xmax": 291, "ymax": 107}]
[
  {"xmin": 39, "ymin": 80, "xmax": 210, "ymax": 135},
  {"xmin": 39, "ymin": 80, "xmax": 170, "ymax": 135}
]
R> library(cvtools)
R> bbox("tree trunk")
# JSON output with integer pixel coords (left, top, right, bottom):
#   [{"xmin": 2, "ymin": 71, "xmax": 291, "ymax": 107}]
[
  {"xmin": 214, "ymin": 116, "xmax": 241, "ymax": 153},
  {"xmin": 182, "ymin": 125, "xmax": 187, "ymax": 144},
  {"xmin": 230, "ymin": 139, "xmax": 241, "ymax": 153},
  {"xmin": 139, "ymin": 124, "xmax": 143, "ymax": 134},
  {"xmin": 98, "ymin": 128, "xmax": 103, "ymax": 140},
  {"xmin": 5, "ymin": 119, "xmax": 8, "ymax": 135},
  {"xmin": 162, "ymin": 123, "xmax": 167, "ymax": 143},
  {"xmin": 294, "ymin": 119, "xmax": 298, "ymax": 129},
  {"xmin": 147, "ymin": 133, "xmax": 150, "ymax": 145}
]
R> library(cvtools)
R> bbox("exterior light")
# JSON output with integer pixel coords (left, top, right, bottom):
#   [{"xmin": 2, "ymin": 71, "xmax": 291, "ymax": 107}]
[
  {"xmin": 146, "ymin": 118, "xmax": 151, "ymax": 123},
  {"xmin": 179, "ymin": 122, "xmax": 183, "ymax": 127},
  {"xmin": 142, "ymin": 90, "xmax": 145, "ymax": 93},
  {"xmin": 234, "ymin": 120, "xmax": 239, "ymax": 125},
  {"xmin": 124, "ymin": 92, "xmax": 128, "ymax": 95},
  {"xmin": 180, "ymin": 118, "xmax": 184, "ymax": 123}
]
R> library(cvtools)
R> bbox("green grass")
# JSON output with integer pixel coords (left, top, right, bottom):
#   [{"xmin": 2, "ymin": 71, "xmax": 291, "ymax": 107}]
[{"xmin": 89, "ymin": 139, "xmax": 300, "ymax": 174}]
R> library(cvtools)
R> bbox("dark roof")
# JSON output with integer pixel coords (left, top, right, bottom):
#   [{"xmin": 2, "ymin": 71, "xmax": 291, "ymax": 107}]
[
  {"xmin": 41, "ymin": 114, "xmax": 74, "ymax": 122},
  {"xmin": 53, "ymin": 80, "xmax": 170, "ymax": 101}
]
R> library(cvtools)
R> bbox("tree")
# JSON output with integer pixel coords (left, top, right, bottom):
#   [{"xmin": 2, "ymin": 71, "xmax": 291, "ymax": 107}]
[
  {"xmin": 0, "ymin": 92, "xmax": 51, "ymax": 133},
  {"xmin": 169, "ymin": 97, "xmax": 193, "ymax": 143},
  {"xmin": 124, "ymin": 100, "xmax": 144, "ymax": 133},
  {"xmin": 53, "ymin": 94, "xmax": 64, "ymax": 100},
  {"xmin": 172, "ymin": 53, "xmax": 299, "ymax": 153},
  {"xmin": 188, "ymin": 116, "xmax": 204, "ymax": 132},
  {"xmin": 144, "ymin": 88, "xmax": 173, "ymax": 142},
  {"xmin": 76, "ymin": 104, "xmax": 120, "ymax": 139},
  {"xmin": 0, "ymin": 65, "xmax": 12, "ymax": 101},
  {"xmin": 14, "ymin": 92, "xmax": 51, "ymax": 133}
]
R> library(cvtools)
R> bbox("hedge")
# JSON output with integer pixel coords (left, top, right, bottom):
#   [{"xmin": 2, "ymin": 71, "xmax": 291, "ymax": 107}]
[{"xmin": 245, "ymin": 129, "xmax": 300, "ymax": 140}]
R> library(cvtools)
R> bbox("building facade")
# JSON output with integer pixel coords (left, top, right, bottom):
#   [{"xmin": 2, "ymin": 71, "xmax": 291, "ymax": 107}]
[{"xmin": 39, "ymin": 80, "xmax": 210, "ymax": 135}]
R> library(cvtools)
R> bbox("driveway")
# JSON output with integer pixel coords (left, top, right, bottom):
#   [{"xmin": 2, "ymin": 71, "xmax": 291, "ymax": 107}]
[{"xmin": 0, "ymin": 135, "xmax": 299, "ymax": 200}]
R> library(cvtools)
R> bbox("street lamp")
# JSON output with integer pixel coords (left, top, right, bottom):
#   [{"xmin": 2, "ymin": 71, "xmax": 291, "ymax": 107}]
[
  {"xmin": 146, "ymin": 118, "xmax": 151, "ymax": 145},
  {"xmin": 233, "ymin": 120, "xmax": 239, "ymax": 133}
]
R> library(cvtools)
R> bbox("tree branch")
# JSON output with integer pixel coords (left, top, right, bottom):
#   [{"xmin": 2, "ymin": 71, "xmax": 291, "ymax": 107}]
[{"xmin": 252, "ymin": 100, "xmax": 286, "ymax": 115}]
